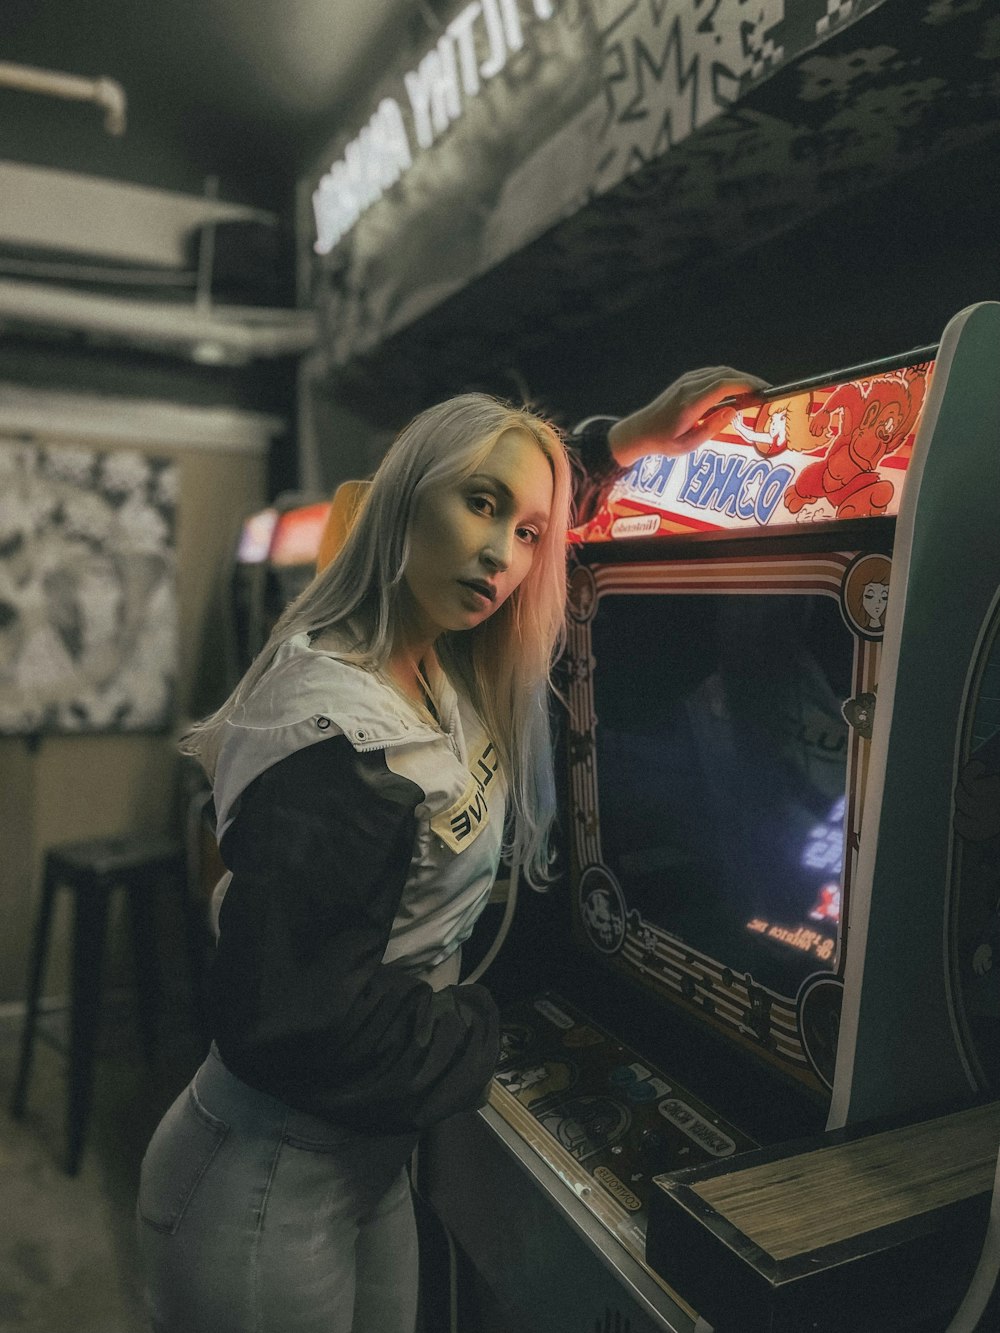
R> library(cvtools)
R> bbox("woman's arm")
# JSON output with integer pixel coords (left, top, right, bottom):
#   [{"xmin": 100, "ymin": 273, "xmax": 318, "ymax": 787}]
[
  {"xmin": 607, "ymin": 366, "xmax": 768, "ymax": 468},
  {"xmin": 211, "ymin": 737, "xmax": 499, "ymax": 1134},
  {"xmin": 570, "ymin": 367, "xmax": 768, "ymax": 523}
]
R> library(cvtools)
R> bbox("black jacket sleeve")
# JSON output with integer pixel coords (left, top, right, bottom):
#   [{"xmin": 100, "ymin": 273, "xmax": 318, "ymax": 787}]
[
  {"xmin": 569, "ymin": 417, "xmax": 626, "ymax": 525},
  {"xmin": 209, "ymin": 736, "xmax": 500, "ymax": 1134}
]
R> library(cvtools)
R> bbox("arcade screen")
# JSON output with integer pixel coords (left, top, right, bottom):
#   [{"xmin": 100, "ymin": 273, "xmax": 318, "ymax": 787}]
[{"xmin": 586, "ymin": 591, "xmax": 852, "ymax": 1000}]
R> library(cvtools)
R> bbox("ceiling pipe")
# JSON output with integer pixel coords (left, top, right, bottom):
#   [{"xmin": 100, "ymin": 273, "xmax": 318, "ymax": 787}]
[
  {"xmin": 0, "ymin": 61, "xmax": 127, "ymax": 135},
  {"xmin": 0, "ymin": 277, "xmax": 317, "ymax": 363}
]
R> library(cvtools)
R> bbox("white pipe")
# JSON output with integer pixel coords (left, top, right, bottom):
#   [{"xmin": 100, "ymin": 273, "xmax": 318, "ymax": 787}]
[
  {"xmin": 0, "ymin": 61, "xmax": 127, "ymax": 135},
  {"xmin": 0, "ymin": 279, "xmax": 317, "ymax": 360}
]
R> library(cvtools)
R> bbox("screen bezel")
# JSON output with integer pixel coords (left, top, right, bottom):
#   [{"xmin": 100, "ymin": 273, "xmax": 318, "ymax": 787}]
[{"xmin": 562, "ymin": 547, "xmax": 884, "ymax": 1096}]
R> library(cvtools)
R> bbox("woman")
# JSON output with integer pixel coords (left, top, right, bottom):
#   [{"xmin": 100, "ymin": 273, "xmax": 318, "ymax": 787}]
[{"xmin": 137, "ymin": 370, "xmax": 761, "ymax": 1333}]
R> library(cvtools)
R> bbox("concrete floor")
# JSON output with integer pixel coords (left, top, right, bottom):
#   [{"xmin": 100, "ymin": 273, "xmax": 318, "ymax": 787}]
[
  {"xmin": 0, "ymin": 1003, "xmax": 205, "ymax": 1333},
  {"xmin": 4, "ymin": 998, "xmax": 994, "ymax": 1333},
  {"xmin": 0, "ymin": 1004, "xmax": 514, "ymax": 1333}
]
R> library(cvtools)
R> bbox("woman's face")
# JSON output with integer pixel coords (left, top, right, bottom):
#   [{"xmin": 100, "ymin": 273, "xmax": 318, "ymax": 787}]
[
  {"xmin": 403, "ymin": 428, "xmax": 554, "ymax": 645},
  {"xmin": 862, "ymin": 580, "xmax": 888, "ymax": 624}
]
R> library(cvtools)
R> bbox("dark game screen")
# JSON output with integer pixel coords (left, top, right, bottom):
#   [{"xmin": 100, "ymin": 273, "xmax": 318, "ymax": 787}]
[{"xmin": 591, "ymin": 592, "xmax": 854, "ymax": 997}]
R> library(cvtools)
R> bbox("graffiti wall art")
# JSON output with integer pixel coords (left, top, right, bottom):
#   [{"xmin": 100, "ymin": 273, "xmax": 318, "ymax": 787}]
[{"xmin": 0, "ymin": 441, "xmax": 178, "ymax": 735}]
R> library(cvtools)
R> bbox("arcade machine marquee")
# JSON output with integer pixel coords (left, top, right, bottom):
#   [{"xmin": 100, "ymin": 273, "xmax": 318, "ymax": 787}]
[{"xmin": 419, "ymin": 303, "xmax": 1000, "ymax": 1332}]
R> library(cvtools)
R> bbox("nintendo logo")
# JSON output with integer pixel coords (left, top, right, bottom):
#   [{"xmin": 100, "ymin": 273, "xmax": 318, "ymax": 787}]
[{"xmin": 611, "ymin": 514, "xmax": 660, "ymax": 539}]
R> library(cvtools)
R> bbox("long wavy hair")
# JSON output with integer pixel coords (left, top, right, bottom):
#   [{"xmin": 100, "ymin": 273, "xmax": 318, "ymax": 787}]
[{"xmin": 182, "ymin": 393, "xmax": 573, "ymax": 887}]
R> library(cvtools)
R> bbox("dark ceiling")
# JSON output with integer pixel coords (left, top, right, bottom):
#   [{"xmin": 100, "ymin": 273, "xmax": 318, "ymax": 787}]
[{"xmin": 1, "ymin": 0, "xmax": 418, "ymax": 213}]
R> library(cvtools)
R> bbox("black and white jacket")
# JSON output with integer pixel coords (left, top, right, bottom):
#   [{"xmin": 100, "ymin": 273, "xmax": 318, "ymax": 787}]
[{"xmin": 208, "ymin": 633, "xmax": 506, "ymax": 1135}]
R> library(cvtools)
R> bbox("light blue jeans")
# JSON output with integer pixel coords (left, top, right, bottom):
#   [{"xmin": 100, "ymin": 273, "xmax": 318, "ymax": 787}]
[{"xmin": 136, "ymin": 1045, "xmax": 419, "ymax": 1333}]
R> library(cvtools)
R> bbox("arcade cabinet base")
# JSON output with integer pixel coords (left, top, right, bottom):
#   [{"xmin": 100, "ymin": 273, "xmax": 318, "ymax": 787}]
[{"xmin": 646, "ymin": 1099, "xmax": 1000, "ymax": 1333}]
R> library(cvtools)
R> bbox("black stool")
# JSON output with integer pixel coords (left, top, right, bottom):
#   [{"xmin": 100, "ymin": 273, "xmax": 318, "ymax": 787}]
[{"xmin": 10, "ymin": 833, "xmax": 204, "ymax": 1174}]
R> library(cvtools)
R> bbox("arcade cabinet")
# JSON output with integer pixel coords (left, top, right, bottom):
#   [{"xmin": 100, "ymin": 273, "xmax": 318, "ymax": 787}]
[
  {"xmin": 228, "ymin": 506, "xmax": 278, "ymax": 679},
  {"xmin": 263, "ymin": 499, "xmax": 331, "ymax": 627},
  {"xmin": 419, "ymin": 302, "xmax": 1000, "ymax": 1332},
  {"xmin": 226, "ymin": 498, "xmax": 330, "ymax": 679}
]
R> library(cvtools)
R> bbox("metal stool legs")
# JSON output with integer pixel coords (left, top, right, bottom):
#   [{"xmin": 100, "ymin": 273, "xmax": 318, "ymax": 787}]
[
  {"xmin": 67, "ymin": 882, "xmax": 112, "ymax": 1176},
  {"xmin": 9, "ymin": 858, "xmax": 58, "ymax": 1123},
  {"xmin": 9, "ymin": 836, "xmax": 196, "ymax": 1175}
]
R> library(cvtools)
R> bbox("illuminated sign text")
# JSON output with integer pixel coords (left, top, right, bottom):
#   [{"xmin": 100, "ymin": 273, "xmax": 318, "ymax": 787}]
[{"xmin": 313, "ymin": 0, "xmax": 557, "ymax": 254}]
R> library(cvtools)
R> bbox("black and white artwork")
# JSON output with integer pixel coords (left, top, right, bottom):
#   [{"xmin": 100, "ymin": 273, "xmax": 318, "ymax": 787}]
[{"xmin": 0, "ymin": 440, "xmax": 178, "ymax": 735}]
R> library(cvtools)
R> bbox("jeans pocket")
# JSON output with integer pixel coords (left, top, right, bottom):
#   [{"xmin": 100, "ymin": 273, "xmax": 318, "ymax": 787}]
[{"xmin": 138, "ymin": 1084, "xmax": 229, "ymax": 1235}]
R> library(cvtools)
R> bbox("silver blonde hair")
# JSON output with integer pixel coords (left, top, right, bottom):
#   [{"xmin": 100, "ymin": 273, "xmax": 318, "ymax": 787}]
[{"xmin": 182, "ymin": 393, "xmax": 573, "ymax": 888}]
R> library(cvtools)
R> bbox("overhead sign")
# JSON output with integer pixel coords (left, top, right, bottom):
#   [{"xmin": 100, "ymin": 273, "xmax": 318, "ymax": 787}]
[
  {"xmin": 313, "ymin": 0, "xmax": 556, "ymax": 255},
  {"xmin": 302, "ymin": 0, "xmax": 906, "ymax": 365}
]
